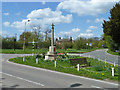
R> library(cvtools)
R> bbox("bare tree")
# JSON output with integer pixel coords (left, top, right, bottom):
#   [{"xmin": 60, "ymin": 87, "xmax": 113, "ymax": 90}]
[
  {"xmin": 44, "ymin": 27, "xmax": 51, "ymax": 42},
  {"xmin": 31, "ymin": 25, "xmax": 42, "ymax": 48}
]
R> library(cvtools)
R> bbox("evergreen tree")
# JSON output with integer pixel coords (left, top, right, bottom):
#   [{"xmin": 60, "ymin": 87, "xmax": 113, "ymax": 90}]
[{"xmin": 103, "ymin": 3, "xmax": 120, "ymax": 50}]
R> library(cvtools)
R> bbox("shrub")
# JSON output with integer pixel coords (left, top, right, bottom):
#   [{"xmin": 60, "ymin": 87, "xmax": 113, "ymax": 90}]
[{"xmin": 92, "ymin": 62, "xmax": 105, "ymax": 71}]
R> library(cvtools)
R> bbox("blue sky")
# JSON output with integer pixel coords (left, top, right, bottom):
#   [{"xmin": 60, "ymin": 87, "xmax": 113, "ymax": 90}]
[{"xmin": 2, "ymin": 0, "xmax": 119, "ymax": 40}]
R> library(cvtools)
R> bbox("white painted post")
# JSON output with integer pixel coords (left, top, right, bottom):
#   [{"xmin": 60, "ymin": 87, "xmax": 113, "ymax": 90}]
[
  {"xmin": 112, "ymin": 68, "xmax": 114, "ymax": 76},
  {"xmin": 105, "ymin": 59, "xmax": 106, "ymax": 64},
  {"xmin": 77, "ymin": 64, "xmax": 79, "ymax": 71},
  {"xmin": 114, "ymin": 62, "xmax": 115, "ymax": 67},
  {"xmin": 23, "ymin": 57, "xmax": 25, "ymax": 62},
  {"xmin": 36, "ymin": 58, "xmax": 38, "ymax": 64},
  {"xmin": 98, "ymin": 58, "xmax": 100, "ymax": 61},
  {"xmin": 55, "ymin": 60, "xmax": 56, "ymax": 67},
  {"xmin": 89, "ymin": 55, "xmax": 90, "ymax": 58}
]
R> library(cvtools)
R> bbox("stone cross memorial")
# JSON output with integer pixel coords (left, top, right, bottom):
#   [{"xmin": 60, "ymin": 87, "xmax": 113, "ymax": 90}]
[{"xmin": 45, "ymin": 23, "xmax": 57, "ymax": 60}]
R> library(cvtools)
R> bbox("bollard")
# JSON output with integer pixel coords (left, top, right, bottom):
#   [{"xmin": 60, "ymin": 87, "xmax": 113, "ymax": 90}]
[
  {"xmin": 112, "ymin": 68, "xmax": 114, "ymax": 77},
  {"xmin": 55, "ymin": 61, "xmax": 56, "ymax": 67},
  {"xmin": 23, "ymin": 57, "xmax": 25, "ymax": 62},
  {"xmin": 114, "ymin": 62, "xmax": 115, "ymax": 67},
  {"xmin": 36, "ymin": 58, "xmax": 38, "ymax": 64},
  {"xmin": 89, "ymin": 55, "xmax": 90, "ymax": 58},
  {"xmin": 105, "ymin": 59, "xmax": 106, "ymax": 64},
  {"xmin": 77, "ymin": 64, "xmax": 79, "ymax": 71},
  {"xmin": 98, "ymin": 58, "xmax": 100, "ymax": 61}
]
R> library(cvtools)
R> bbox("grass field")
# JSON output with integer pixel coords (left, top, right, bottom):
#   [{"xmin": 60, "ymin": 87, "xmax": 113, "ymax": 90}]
[
  {"xmin": 1, "ymin": 48, "xmax": 104, "ymax": 54},
  {"xmin": 9, "ymin": 55, "xmax": 119, "ymax": 81}
]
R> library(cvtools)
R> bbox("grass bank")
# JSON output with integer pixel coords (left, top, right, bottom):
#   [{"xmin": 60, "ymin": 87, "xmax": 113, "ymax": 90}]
[
  {"xmin": 107, "ymin": 49, "xmax": 120, "ymax": 56},
  {"xmin": 9, "ymin": 55, "xmax": 119, "ymax": 81}
]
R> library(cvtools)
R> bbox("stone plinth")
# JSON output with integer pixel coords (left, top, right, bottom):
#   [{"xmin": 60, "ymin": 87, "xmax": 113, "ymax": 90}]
[
  {"xmin": 45, "ymin": 46, "xmax": 57, "ymax": 60},
  {"xmin": 44, "ymin": 23, "xmax": 57, "ymax": 60}
]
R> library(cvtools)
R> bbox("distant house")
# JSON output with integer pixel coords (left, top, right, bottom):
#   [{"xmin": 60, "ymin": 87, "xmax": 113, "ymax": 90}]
[{"xmin": 56, "ymin": 37, "xmax": 74, "ymax": 45}]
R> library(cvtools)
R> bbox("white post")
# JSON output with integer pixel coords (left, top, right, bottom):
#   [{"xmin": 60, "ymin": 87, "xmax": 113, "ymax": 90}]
[
  {"xmin": 77, "ymin": 64, "xmax": 79, "ymax": 71},
  {"xmin": 98, "ymin": 58, "xmax": 100, "ymax": 61},
  {"xmin": 23, "ymin": 57, "xmax": 25, "ymax": 62},
  {"xmin": 89, "ymin": 55, "xmax": 90, "ymax": 58},
  {"xmin": 36, "ymin": 58, "xmax": 38, "ymax": 64},
  {"xmin": 112, "ymin": 68, "xmax": 114, "ymax": 76},
  {"xmin": 55, "ymin": 61, "xmax": 56, "ymax": 67},
  {"xmin": 105, "ymin": 59, "xmax": 106, "ymax": 64},
  {"xmin": 114, "ymin": 62, "xmax": 115, "ymax": 67}
]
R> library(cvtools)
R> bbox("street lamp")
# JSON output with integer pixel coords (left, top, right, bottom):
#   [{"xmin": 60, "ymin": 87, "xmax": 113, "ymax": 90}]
[
  {"xmin": 14, "ymin": 33, "xmax": 17, "ymax": 51},
  {"xmin": 23, "ymin": 20, "xmax": 30, "ymax": 51}
]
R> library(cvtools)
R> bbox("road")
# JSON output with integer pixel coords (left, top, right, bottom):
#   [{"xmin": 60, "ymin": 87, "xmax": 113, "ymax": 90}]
[
  {"xmin": 68, "ymin": 49, "xmax": 119, "ymax": 65},
  {"xmin": 1, "ymin": 50, "xmax": 119, "ymax": 89}
]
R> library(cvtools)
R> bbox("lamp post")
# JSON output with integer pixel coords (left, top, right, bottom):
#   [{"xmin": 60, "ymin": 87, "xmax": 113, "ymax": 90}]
[
  {"xmin": 23, "ymin": 20, "xmax": 30, "ymax": 51},
  {"xmin": 14, "ymin": 33, "xmax": 17, "ymax": 51}
]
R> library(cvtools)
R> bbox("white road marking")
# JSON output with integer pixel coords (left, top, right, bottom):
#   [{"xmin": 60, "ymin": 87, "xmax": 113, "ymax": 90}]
[
  {"xmin": 91, "ymin": 85, "xmax": 101, "ymax": 88},
  {"xmin": 1, "ymin": 72, "xmax": 44, "ymax": 86},
  {"xmin": 7, "ymin": 60, "xmax": 118, "ymax": 86}
]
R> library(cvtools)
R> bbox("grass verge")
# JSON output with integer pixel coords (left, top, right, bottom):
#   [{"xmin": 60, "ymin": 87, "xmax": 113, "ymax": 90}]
[
  {"xmin": 9, "ymin": 55, "xmax": 119, "ymax": 81},
  {"xmin": 107, "ymin": 49, "xmax": 120, "ymax": 56}
]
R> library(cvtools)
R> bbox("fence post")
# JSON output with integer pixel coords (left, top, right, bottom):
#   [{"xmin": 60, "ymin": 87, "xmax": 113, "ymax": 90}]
[
  {"xmin": 114, "ymin": 62, "xmax": 115, "ymax": 67},
  {"xmin": 77, "ymin": 64, "xmax": 79, "ymax": 71},
  {"xmin": 89, "ymin": 55, "xmax": 90, "ymax": 58},
  {"xmin": 23, "ymin": 56, "xmax": 25, "ymax": 62},
  {"xmin": 105, "ymin": 59, "xmax": 106, "ymax": 64},
  {"xmin": 36, "ymin": 58, "xmax": 38, "ymax": 64},
  {"xmin": 112, "ymin": 68, "xmax": 114, "ymax": 77},
  {"xmin": 55, "ymin": 60, "xmax": 56, "ymax": 67}
]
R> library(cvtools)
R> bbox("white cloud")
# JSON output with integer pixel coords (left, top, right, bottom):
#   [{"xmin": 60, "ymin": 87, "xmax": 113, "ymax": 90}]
[
  {"xmin": 58, "ymin": 28, "xmax": 80, "ymax": 36},
  {"xmin": 86, "ymin": 29, "xmax": 92, "ymax": 33},
  {"xmin": 72, "ymin": 28, "xmax": 80, "ymax": 32},
  {"xmin": 42, "ymin": 1, "xmax": 46, "ymax": 5},
  {"xmin": 4, "ymin": 13, "xmax": 9, "ymax": 16},
  {"xmin": 57, "ymin": 0, "xmax": 119, "ymax": 16},
  {"xmin": 3, "ymin": 22, "xmax": 10, "ymax": 27},
  {"xmin": 88, "ymin": 26, "xmax": 98, "ymax": 29},
  {"xmin": 16, "ymin": 12, "xmax": 21, "ymax": 16},
  {"xmin": 78, "ymin": 33, "xmax": 93, "ymax": 37},
  {"xmin": 10, "ymin": 8, "xmax": 72, "ymax": 30},
  {"xmin": 95, "ymin": 18, "xmax": 104, "ymax": 23},
  {"xmin": 0, "ymin": 30, "xmax": 12, "ymax": 37},
  {"xmin": 19, "ymin": 30, "xmax": 24, "ymax": 33},
  {"xmin": 58, "ymin": 31, "xmax": 71, "ymax": 35},
  {"xmin": 86, "ymin": 19, "xmax": 91, "ymax": 23}
]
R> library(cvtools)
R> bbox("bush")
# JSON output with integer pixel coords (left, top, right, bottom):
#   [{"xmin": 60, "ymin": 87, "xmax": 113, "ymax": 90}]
[{"xmin": 92, "ymin": 62, "xmax": 105, "ymax": 71}]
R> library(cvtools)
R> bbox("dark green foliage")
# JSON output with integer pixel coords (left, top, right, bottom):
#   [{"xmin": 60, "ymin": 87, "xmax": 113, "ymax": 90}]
[
  {"xmin": 2, "ymin": 37, "xmax": 22, "ymax": 49},
  {"xmin": 103, "ymin": 3, "xmax": 120, "ymax": 48}
]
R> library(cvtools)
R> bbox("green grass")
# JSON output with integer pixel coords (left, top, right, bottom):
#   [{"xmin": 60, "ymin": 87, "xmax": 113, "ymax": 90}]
[
  {"xmin": 0, "ymin": 49, "xmax": 48, "ymax": 54},
  {"xmin": 1, "ymin": 48, "xmax": 104, "ymax": 54},
  {"xmin": 107, "ymin": 49, "xmax": 120, "ymax": 56},
  {"xmin": 9, "ymin": 55, "xmax": 119, "ymax": 81}
]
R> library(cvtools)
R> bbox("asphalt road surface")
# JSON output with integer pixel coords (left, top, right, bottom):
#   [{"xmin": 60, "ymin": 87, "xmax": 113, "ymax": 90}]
[
  {"xmin": 1, "ymin": 51, "xmax": 119, "ymax": 89},
  {"xmin": 68, "ymin": 49, "xmax": 119, "ymax": 65}
]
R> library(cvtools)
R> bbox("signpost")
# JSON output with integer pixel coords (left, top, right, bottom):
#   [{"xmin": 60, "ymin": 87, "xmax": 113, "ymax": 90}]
[{"xmin": 28, "ymin": 39, "xmax": 38, "ymax": 56}]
